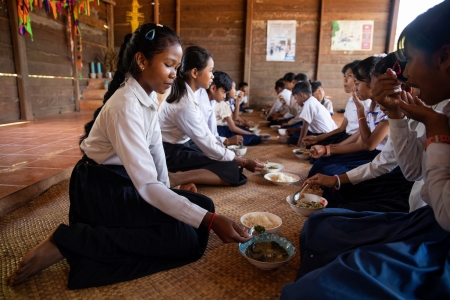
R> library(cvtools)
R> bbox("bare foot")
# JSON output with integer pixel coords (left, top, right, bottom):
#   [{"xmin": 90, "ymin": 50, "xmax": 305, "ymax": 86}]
[
  {"xmin": 7, "ymin": 229, "xmax": 64, "ymax": 286},
  {"xmin": 179, "ymin": 183, "xmax": 197, "ymax": 193}
]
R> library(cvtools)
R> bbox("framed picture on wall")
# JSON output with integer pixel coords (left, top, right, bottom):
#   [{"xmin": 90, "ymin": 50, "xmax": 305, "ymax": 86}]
[
  {"xmin": 266, "ymin": 20, "xmax": 296, "ymax": 62},
  {"xmin": 331, "ymin": 20, "xmax": 374, "ymax": 51}
]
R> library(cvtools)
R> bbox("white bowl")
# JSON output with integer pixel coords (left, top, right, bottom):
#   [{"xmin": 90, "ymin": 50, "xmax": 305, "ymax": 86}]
[
  {"xmin": 270, "ymin": 125, "xmax": 281, "ymax": 132},
  {"xmin": 228, "ymin": 145, "xmax": 247, "ymax": 157},
  {"xmin": 293, "ymin": 149, "xmax": 310, "ymax": 160},
  {"xmin": 277, "ymin": 135, "xmax": 288, "ymax": 144},
  {"xmin": 278, "ymin": 128, "xmax": 287, "ymax": 136},
  {"xmin": 240, "ymin": 212, "xmax": 282, "ymax": 234},
  {"xmin": 249, "ymin": 125, "xmax": 260, "ymax": 131},
  {"xmin": 261, "ymin": 162, "xmax": 283, "ymax": 175},
  {"xmin": 286, "ymin": 193, "xmax": 328, "ymax": 217},
  {"xmin": 264, "ymin": 172, "xmax": 300, "ymax": 186},
  {"xmin": 245, "ymin": 109, "xmax": 254, "ymax": 113},
  {"xmin": 238, "ymin": 233, "xmax": 296, "ymax": 270}
]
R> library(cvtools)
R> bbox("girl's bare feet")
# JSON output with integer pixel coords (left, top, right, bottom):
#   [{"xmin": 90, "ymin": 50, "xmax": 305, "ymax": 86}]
[{"xmin": 6, "ymin": 229, "xmax": 64, "ymax": 286}]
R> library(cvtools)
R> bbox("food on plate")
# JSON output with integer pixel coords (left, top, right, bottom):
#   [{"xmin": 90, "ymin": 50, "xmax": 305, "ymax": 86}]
[
  {"xmin": 243, "ymin": 213, "xmax": 279, "ymax": 229},
  {"xmin": 245, "ymin": 241, "xmax": 289, "ymax": 262},
  {"xmin": 268, "ymin": 173, "xmax": 296, "ymax": 183}
]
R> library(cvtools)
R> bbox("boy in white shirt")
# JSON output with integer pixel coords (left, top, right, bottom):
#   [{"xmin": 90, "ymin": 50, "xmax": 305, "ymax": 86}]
[
  {"xmin": 236, "ymin": 82, "xmax": 249, "ymax": 111},
  {"xmin": 267, "ymin": 80, "xmax": 292, "ymax": 122},
  {"xmin": 286, "ymin": 81, "xmax": 337, "ymax": 146},
  {"xmin": 311, "ymin": 81, "xmax": 333, "ymax": 115}
]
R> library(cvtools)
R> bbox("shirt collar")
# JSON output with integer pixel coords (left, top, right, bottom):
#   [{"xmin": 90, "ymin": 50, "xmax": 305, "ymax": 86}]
[
  {"xmin": 126, "ymin": 76, "xmax": 158, "ymax": 109},
  {"xmin": 185, "ymin": 82, "xmax": 199, "ymax": 106}
]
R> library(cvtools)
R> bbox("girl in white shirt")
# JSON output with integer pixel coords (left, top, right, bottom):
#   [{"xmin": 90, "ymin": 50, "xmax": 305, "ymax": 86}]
[
  {"xmin": 308, "ymin": 55, "xmax": 390, "ymax": 177},
  {"xmin": 214, "ymin": 76, "xmax": 261, "ymax": 146},
  {"xmin": 282, "ymin": 3, "xmax": 450, "ymax": 297},
  {"xmin": 7, "ymin": 24, "xmax": 251, "ymax": 289},
  {"xmin": 159, "ymin": 46, "xmax": 264, "ymax": 186}
]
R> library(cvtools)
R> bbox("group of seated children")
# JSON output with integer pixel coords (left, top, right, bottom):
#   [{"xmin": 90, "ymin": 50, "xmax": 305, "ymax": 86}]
[{"xmin": 7, "ymin": 2, "xmax": 450, "ymax": 297}]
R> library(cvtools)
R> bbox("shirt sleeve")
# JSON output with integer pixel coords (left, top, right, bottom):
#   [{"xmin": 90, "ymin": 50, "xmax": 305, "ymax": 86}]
[
  {"xmin": 422, "ymin": 143, "xmax": 450, "ymax": 232},
  {"xmin": 299, "ymin": 101, "xmax": 314, "ymax": 124},
  {"xmin": 216, "ymin": 102, "xmax": 232, "ymax": 121},
  {"xmin": 346, "ymin": 138, "xmax": 398, "ymax": 185},
  {"xmin": 174, "ymin": 105, "xmax": 235, "ymax": 161},
  {"xmin": 389, "ymin": 118, "xmax": 425, "ymax": 181},
  {"xmin": 107, "ymin": 106, "xmax": 207, "ymax": 228},
  {"xmin": 268, "ymin": 98, "xmax": 282, "ymax": 115}
]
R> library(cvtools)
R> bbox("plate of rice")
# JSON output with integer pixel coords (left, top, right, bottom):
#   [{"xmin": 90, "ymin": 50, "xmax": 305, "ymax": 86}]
[
  {"xmin": 264, "ymin": 172, "xmax": 300, "ymax": 186},
  {"xmin": 240, "ymin": 212, "xmax": 282, "ymax": 234}
]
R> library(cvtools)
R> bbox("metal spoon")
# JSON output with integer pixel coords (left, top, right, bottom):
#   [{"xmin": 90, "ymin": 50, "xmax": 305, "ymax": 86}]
[
  {"xmin": 293, "ymin": 183, "xmax": 309, "ymax": 204},
  {"xmin": 249, "ymin": 225, "xmax": 266, "ymax": 236}
]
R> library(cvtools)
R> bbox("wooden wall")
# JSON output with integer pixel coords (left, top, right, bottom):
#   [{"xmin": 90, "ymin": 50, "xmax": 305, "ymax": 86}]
[
  {"xmin": 0, "ymin": 0, "xmax": 20, "ymax": 122},
  {"xmin": 249, "ymin": 0, "xmax": 320, "ymax": 108}
]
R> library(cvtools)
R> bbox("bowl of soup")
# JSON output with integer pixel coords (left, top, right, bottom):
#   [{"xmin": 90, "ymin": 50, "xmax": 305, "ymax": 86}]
[
  {"xmin": 238, "ymin": 233, "xmax": 296, "ymax": 270},
  {"xmin": 293, "ymin": 149, "xmax": 310, "ymax": 160},
  {"xmin": 286, "ymin": 193, "xmax": 328, "ymax": 217},
  {"xmin": 261, "ymin": 162, "xmax": 283, "ymax": 175}
]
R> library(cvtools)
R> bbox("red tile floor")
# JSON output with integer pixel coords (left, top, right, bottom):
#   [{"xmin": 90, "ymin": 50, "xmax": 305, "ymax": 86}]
[{"xmin": 0, "ymin": 112, "xmax": 92, "ymax": 200}]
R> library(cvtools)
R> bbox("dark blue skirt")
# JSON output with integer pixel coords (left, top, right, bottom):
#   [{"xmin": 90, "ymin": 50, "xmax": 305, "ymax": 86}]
[
  {"xmin": 281, "ymin": 206, "xmax": 450, "ymax": 299},
  {"xmin": 54, "ymin": 156, "xmax": 214, "ymax": 289},
  {"xmin": 163, "ymin": 140, "xmax": 247, "ymax": 186},
  {"xmin": 308, "ymin": 149, "xmax": 381, "ymax": 177},
  {"xmin": 217, "ymin": 125, "xmax": 261, "ymax": 146}
]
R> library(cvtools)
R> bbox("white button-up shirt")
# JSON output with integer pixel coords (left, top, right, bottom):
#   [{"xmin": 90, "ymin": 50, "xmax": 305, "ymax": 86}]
[
  {"xmin": 390, "ymin": 100, "xmax": 450, "ymax": 231},
  {"xmin": 159, "ymin": 83, "xmax": 235, "ymax": 161},
  {"xmin": 80, "ymin": 76, "xmax": 207, "ymax": 228},
  {"xmin": 196, "ymin": 88, "xmax": 226, "ymax": 143},
  {"xmin": 344, "ymin": 96, "xmax": 372, "ymax": 135},
  {"xmin": 298, "ymin": 96, "xmax": 337, "ymax": 133}
]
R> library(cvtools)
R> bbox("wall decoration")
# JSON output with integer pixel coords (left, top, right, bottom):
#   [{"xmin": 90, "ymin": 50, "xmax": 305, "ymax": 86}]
[
  {"xmin": 331, "ymin": 20, "xmax": 374, "ymax": 51},
  {"xmin": 266, "ymin": 20, "xmax": 296, "ymax": 62},
  {"xmin": 126, "ymin": 0, "xmax": 144, "ymax": 33}
]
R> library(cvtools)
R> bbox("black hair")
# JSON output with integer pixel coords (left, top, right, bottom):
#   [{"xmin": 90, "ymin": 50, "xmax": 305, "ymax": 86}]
[
  {"xmin": 238, "ymin": 82, "xmax": 248, "ymax": 89},
  {"xmin": 397, "ymin": 0, "xmax": 450, "ymax": 61},
  {"xmin": 283, "ymin": 72, "xmax": 296, "ymax": 82},
  {"xmin": 310, "ymin": 81, "xmax": 323, "ymax": 93},
  {"xmin": 294, "ymin": 73, "xmax": 309, "ymax": 82},
  {"xmin": 80, "ymin": 23, "xmax": 181, "ymax": 145},
  {"xmin": 292, "ymin": 81, "xmax": 312, "ymax": 95},
  {"xmin": 166, "ymin": 45, "xmax": 212, "ymax": 103},
  {"xmin": 353, "ymin": 56, "xmax": 383, "ymax": 85},
  {"xmin": 210, "ymin": 70, "xmax": 233, "ymax": 93},
  {"xmin": 373, "ymin": 51, "xmax": 407, "ymax": 82},
  {"xmin": 275, "ymin": 79, "xmax": 285, "ymax": 90},
  {"xmin": 341, "ymin": 60, "xmax": 361, "ymax": 74}
]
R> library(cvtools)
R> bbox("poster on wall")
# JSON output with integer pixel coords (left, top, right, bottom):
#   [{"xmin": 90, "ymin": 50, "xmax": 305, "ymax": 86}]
[
  {"xmin": 331, "ymin": 20, "xmax": 374, "ymax": 51},
  {"xmin": 266, "ymin": 20, "xmax": 296, "ymax": 61}
]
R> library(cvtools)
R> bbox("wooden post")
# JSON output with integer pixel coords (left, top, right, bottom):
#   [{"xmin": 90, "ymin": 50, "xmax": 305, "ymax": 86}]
[
  {"xmin": 73, "ymin": 34, "xmax": 80, "ymax": 112},
  {"xmin": 154, "ymin": 0, "xmax": 159, "ymax": 24},
  {"xmin": 107, "ymin": 4, "xmax": 115, "ymax": 49},
  {"xmin": 386, "ymin": 0, "xmax": 400, "ymax": 53},
  {"xmin": 176, "ymin": 0, "xmax": 180, "ymax": 35},
  {"xmin": 7, "ymin": 0, "xmax": 33, "ymax": 120},
  {"xmin": 315, "ymin": 0, "xmax": 325, "ymax": 81},
  {"xmin": 243, "ymin": 0, "xmax": 253, "ymax": 99}
]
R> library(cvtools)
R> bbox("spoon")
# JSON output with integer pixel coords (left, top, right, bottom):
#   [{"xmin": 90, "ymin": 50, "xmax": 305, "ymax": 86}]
[
  {"xmin": 248, "ymin": 225, "xmax": 266, "ymax": 236},
  {"xmin": 293, "ymin": 183, "xmax": 309, "ymax": 204}
]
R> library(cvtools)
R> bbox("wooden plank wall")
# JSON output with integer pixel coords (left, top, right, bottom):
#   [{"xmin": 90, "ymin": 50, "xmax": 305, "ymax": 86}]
[
  {"xmin": 0, "ymin": 1, "xmax": 20, "ymax": 122},
  {"xmin": 317, "ymin": 0, "xmax": 391, "ymax": 110},
  {"xmin": 250, "ymin": 0, "xmax": 320, "ymax": 108},
  {"xmin": 179, "ymin": 0, "xmax": 246, "ymax": 83}
]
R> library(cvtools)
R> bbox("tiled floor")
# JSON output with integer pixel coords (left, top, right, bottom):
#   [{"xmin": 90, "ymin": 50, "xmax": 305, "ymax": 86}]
[{"xmin": 0, "ymin": 112, "xmax": 92, "ymax": 200}]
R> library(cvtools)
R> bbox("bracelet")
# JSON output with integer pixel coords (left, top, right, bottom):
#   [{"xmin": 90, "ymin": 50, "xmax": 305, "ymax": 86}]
[
  {"xmin": 208, "ymin": 212, "xmax": 216, "ymax": 231},
  {"xmin": 333, "ymin": 175, "xmax": 341, "ymax": 190},
  {"xmin": 424, "ymin": 134, "xmax": 450, "ymax": 151},
  {"xmin": 325, "ymin": 145, "xmax": 331, "ymax": 156},
  {"xmin": 323, "ymin": 145, "xmax": 327, "ymax": 155},
  {"xmin": 358, "ymin": 117, "xmax": 366, "ymax": 122}
]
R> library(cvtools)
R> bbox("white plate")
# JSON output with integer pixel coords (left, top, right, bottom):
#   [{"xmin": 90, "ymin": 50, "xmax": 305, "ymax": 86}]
[
  {"xmin": 261, "ymin": 162, "xmax": 283, "ymax": 175},
  {"xmin": 264, "ymin": 172, "xmax": 300, "ymax": 186}
]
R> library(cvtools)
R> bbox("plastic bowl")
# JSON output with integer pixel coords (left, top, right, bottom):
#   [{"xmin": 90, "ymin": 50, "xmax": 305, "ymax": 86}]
[
  {"xmin": 292, "ymin": 149, "xmax": 310, "ymax": 160},
  {"xmin": 286, "ymin": 193, "xmax": 328, "ymax": 217},
  {"xmin": 228, "ymin": 145, "xmax": 247, "ymax": 157},
  {"xmin": 240, "ymin": 212, "xmax": 282, "ymax": 234},
  {"xmin": 245, "ymin": 109, "xmax": 254, "ymax": 113},
  {"xmin": 238, "ymin": 233, "xmax": 296, "ymax": 270},
  {"xmin": 264, "ymin": 172, "xmax": 300, "ymax": 186},
  {"xmin": 261, "ymin": 162, "xmax": 283, "ymax": 175},
  {"xmin": 278, "ymin": 128, "xmax": 287, "ymax": 136},
  {"xmin": 270, "ymin": 125, "xmax": 281, "ymax": 132},
  {"xmin": 249, "ymin": 125, "xmax": 260, "ymax": 131}
]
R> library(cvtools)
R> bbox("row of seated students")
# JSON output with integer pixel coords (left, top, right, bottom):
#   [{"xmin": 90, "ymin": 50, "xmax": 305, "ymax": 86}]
[{"xmin": 7, "ymin": 2, "xmax": 450, "ymax": 297}]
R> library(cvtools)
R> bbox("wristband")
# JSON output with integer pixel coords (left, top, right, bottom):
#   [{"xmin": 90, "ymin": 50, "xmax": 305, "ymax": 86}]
[
  {"xmin": 208, "ymin": 212, "xmax": 216, "ymax": 231},
  {"xmin": 333, "ymin": 175, "xmax": 341, "ymax": 190},
  {"xmin": 424, "ymin": 135, "xmax": 450, "ymax": 151}
]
